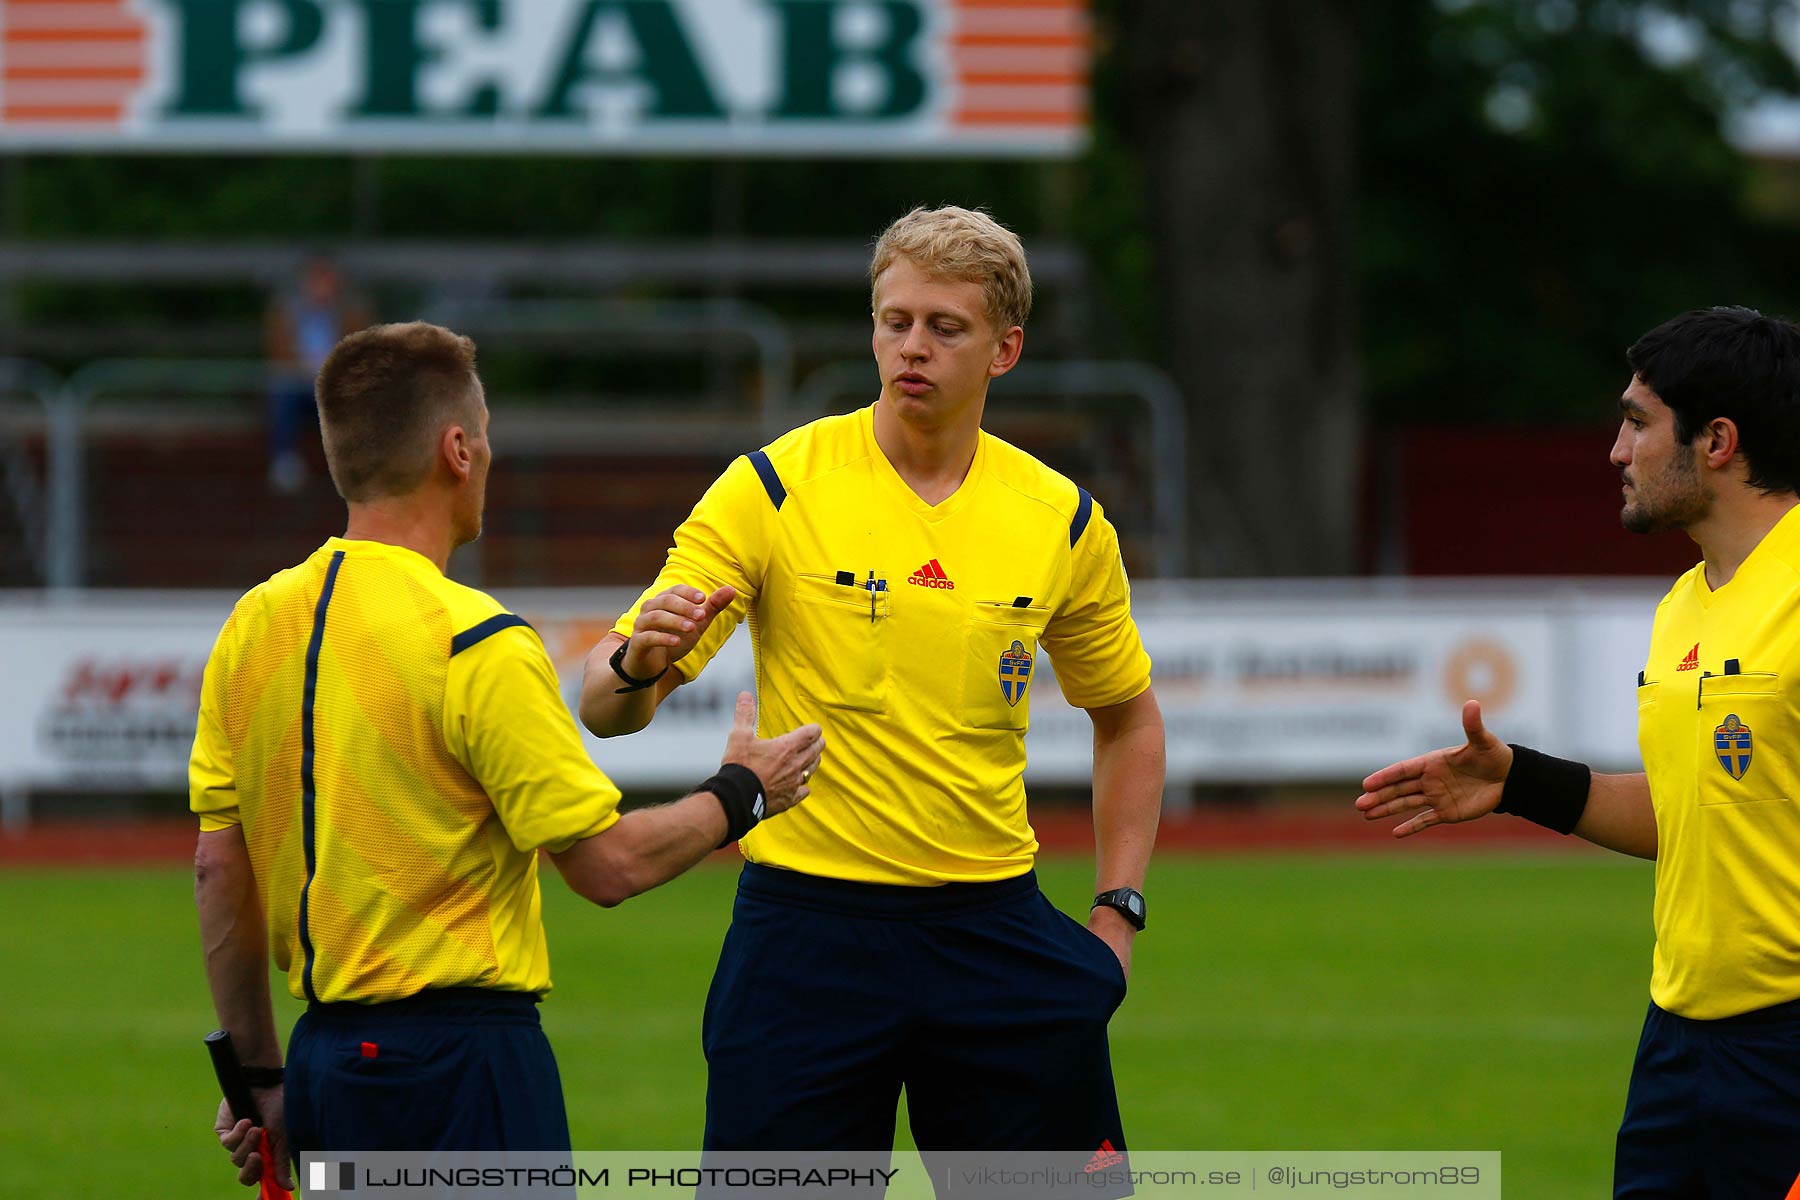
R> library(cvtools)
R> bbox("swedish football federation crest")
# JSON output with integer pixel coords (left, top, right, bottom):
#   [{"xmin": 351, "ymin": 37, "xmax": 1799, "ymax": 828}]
[
  {"xmin": 998, "ymin": 639, "xmax": 1034, "ymax": 706},
  {"xmin": 1715, "ymin": 714, "xmax": 1753, "ymax": 780}
]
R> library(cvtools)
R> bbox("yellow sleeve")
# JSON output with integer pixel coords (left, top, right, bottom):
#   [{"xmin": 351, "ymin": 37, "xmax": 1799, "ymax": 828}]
[
  {"xmin": 1041, "ymin": 503, "xmax": 1153, "ymax": 709},
  {"xmin": 190, "ymin": 609, "xmax": 242, "ymax": 831},
  {"xmin": 444, "ymin": 623, "xmax": 622, "ymax": 854},
  {"xmin": 610, "ymin": 453, "xmax": 777, "ymax": 682}
]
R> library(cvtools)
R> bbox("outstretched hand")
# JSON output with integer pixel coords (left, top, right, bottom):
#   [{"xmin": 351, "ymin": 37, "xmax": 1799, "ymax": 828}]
[
  {"xmin": 1355, "ymin": 700, "xmax": 1514, "ymax": 838},
  {"xmin": 721, "ymin": 692, "xmax": 823, "ymax": 818}
]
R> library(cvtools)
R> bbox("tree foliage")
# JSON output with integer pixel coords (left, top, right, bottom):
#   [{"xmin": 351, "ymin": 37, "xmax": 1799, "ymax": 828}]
[{"xmin": 1359, "ymin": 0, "xmax": 1800, "ymax": 424}]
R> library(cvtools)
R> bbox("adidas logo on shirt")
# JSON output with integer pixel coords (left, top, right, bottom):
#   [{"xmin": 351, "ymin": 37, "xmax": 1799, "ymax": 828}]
[
  {"xmin": 1677, "ymin": 644, "xmax": 1700, "ymax": 672},
  {"xmin": 907, "ymin": 559, "xmax": 956, "ymax": 589},
  {"xmin": 1085, "ymin": 1140, "xmax": 1124, "ymax": 1173}
]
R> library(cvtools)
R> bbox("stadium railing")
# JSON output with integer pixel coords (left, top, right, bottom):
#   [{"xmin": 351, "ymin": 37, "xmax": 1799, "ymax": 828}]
[
  {"xmin": 26, "ymin": 329, "xmax": 1198, "ymax": 588},
  {"xmin": 0, "ymin": 359, "xmax": 60, "ymax": 587}
]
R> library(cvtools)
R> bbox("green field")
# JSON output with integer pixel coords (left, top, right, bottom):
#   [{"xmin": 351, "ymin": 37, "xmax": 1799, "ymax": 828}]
[{"xmin": 0, "ymin": 853, "xmax": 1653, "ymax": 1198}]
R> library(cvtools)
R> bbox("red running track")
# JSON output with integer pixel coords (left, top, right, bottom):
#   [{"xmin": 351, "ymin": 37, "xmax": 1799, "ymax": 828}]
[{"xmin": 0, "ymin": 808, "xmax": 1587, "ymax": 867}]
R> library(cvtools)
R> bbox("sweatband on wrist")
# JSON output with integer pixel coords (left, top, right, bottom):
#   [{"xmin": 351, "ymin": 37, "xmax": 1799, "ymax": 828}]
[
  {"xmin": 1495, "ymin": 744, "xmax": 1591, "ymax": 834},
  {"xmin": 698, "ymin": 763, "xmax": 767, "ymax": 848}
]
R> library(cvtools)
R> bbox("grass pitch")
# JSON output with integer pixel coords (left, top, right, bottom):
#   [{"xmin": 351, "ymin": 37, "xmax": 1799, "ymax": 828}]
[{"xmin": 0, "ymin": 851, "xmax": 1651, "ymax": 1198}]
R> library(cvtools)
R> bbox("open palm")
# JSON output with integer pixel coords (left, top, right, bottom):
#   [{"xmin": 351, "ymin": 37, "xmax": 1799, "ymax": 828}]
[{"xmin": 1354, "ymin": 700, "xmax": 1514, "ymax": 838}]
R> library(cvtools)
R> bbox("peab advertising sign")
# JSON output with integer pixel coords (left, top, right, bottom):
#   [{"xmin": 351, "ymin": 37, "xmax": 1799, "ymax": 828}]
[{"xmin": 0, "ymin": 0, "xmax": 1090, "ymax": 155}]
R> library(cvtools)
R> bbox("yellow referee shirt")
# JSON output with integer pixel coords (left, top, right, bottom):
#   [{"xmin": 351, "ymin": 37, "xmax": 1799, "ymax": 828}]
[
  {"xmin": 1638, "ymin": 504, "xmax": 1800, "ymax": 1019},
  {"xmin": 191, "ymin": 537, "xmax": 621, "ymax": 1005},
  {"xmin": 612, "ymin": 403, "xmax": 1153, "ymax": 885}
]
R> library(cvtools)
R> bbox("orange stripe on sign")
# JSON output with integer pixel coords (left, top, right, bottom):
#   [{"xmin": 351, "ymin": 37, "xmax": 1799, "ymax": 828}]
[
  {"xmin": 958, "ymin": 71, "xmax": 1086, "ymax": 86},
  {"xmin": 953, "ymin": 108, "xmax": 1085, "ymax": 126},
  {"xmin": 2, "ymin": 103, "xmax": 123, "ymax": 121},
  {"xmin": 3, "ymin": 27, "xmax": 145, "ymax": 43},
  {"xmin": 4, "ymin": 65, "xmax": 144, "ymax": 82},
  {"xmin": 1784, "ymin": 1170, "xmax": 1800, "ymax": 1200},
  {"xmin": 950, "ymin": 33, "xmax": 1089, "ymax": 48}
]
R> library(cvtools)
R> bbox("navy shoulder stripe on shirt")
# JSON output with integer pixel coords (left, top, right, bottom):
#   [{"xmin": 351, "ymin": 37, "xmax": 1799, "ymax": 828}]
[
  {"xmin": 451, "ymin": 614, "xmax": 534, "ymax": 657},
  {"xmin": 1069, "ymin": 487, "xmax": 1094, "ymax": 548},
  {"xmin": 747, "ymin": 450, "xmax": 786, "ymax": 510}
]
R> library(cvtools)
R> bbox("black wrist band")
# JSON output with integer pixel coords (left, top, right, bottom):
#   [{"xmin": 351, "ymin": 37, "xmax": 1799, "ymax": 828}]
[
  {"xmin": 699, "ymin": 763, "xmax": 767, "ymax": 848},
  {"xmin": 242, "ymin": 1066, "xmax": 284, "ymax": 1088},
  {"xmin": 1495, "ymin": 744, "xmax": 1591, "ymax": 834},
  {"xmin": 610, "ymin": 639, "xmax": 668, "ymax": 694}
]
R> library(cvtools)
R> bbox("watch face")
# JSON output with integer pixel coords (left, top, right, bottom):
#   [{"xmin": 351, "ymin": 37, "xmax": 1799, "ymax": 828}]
[{"xmin": 1127, "ymin": 894, "xmax": 1144, "ymax": 917}]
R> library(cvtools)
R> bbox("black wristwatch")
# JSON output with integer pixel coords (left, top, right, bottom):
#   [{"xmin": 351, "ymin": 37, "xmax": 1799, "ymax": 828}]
[
  {"xmin": 609, "ymin": 639, "xmax": 669, "ymax": 694},
  {"xmin": 1091, "ymin": 887, "xmax": 1146, "ymax": 931},
  {"xmin": 242, "ymin": 1066, "xmax": 285, "ymax": 1088}
]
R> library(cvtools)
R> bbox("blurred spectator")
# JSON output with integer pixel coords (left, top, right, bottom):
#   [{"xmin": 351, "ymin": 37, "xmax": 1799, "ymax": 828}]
[{"xmin": 264, "ymin": 256, "xmax": 371, "ymax": 494}]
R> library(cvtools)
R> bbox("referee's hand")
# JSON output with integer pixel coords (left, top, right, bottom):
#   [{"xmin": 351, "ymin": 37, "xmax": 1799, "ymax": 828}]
[
  {"xmin": 1354, "ymin": 699, "xmax": 1512, "ymax": 838},
  {"xmin": 215, "ymin": 1090, "xmax": 293, "ymax": 1191},
  {"xmin": 625, "ymin": 584, "xmax": 738, "ymax": 678},
  {"xmin": 721, "ymin": 692, "xmax": 824, "ymax": 815}
]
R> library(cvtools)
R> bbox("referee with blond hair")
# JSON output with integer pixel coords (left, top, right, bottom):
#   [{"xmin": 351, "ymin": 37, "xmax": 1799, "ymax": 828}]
[{"xmin": 583, "ymin": 208, "xmax": 1165, "ymax": 1176}]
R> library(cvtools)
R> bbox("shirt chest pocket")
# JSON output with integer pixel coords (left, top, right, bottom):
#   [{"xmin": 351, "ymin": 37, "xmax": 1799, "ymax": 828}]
[
  {"xmin": 962, "ymin": 601, "xmax": 1054, "ymax": 731},
  {"xmin": 1697, "ymin": 671, "xmax": 1796, "ymax": 807},
  {"xmin": 790, "ymin": 572, "xmax": 891, "ymax": 714}
]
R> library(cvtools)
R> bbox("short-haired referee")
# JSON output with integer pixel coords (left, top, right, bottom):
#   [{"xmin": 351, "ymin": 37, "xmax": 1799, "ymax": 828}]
[{"xmin": 192, "ymin": 322, "xmax": 822, "ymax": 1189}]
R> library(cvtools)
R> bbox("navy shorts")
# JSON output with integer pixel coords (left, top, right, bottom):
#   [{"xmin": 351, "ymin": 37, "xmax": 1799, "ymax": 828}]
[
  {"xmin": 701, "ymin": 864, "xmax": 1129, "ymax": 1159},
  {"xmin": 1614, "ymin": 997, "xmax": 1800, "ymax": 1198},
  {"xmin": 285, "ymin": 987, "xmax": 571, "ymax": 1154}
]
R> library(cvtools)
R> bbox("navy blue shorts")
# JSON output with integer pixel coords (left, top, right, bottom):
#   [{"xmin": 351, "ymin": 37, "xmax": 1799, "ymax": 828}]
[
  {"xmin": 1614, "ymin": 997, "xmax": 1800, "ymax": 1198},
  {"xmin": 701, "ymin": 864, "xmax": 1129, "ymax": 1159},
  {"xmin": 285, "ymin": 988, "xmax": 571, "ymax": 1154}
]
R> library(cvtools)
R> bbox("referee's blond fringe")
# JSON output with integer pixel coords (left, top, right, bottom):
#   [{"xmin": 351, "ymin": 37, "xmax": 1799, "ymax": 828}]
[{"xmin": 870, "ymin": 206, "xmax": 1033, "ymax": 333}]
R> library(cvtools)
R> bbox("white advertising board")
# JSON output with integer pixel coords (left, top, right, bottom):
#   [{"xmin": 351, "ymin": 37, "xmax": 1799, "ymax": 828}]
[{"xmin": 0, "ymin": 580, "xmax": 1665, "ymax": 809}]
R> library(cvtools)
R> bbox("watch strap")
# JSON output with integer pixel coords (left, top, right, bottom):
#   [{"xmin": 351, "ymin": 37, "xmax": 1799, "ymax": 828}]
[
  {"xmin": 1091, "ymin": 887, "xmax": 1146, "ymax": 931},
  {"xmin": 610, "ymin": 639, "xmax": 669, "ymax": 694},
  {"xmin": 241, "ymin": 1066, "xmax": 285, "ymax": 1089}
]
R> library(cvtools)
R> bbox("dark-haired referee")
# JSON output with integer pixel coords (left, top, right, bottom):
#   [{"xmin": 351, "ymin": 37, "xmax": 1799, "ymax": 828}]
[
  {"xmin": 1359, "ymin": 307, "xmax": 1800, "ymax": 1197},
  {"xmin": 191, "ymin": 322, "xmax": 821, "ymax": 1188}
]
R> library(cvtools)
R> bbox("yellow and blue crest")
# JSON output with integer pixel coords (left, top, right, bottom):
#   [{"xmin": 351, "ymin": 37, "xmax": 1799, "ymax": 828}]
[
  {"xmin": 1715, "ymin": 713, "xmax": 1753, "ymax": 780},
  {"xmin": 998, "ymin": 639, "xmax": 1033, "ymax": 707}
]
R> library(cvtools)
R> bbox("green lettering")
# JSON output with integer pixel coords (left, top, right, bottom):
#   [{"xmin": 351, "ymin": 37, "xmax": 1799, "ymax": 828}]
[
  {"xmin": 163, "ymin": 0, "xmax": 325, "ymax": 117},
  {"xmin": 351, "ymin": 0, "xmax": 502, "ymax": 118},
  {"xmin": 536, "ymin": 0, "xmax": 724, "ymax": 119},
  {"xmin": 768, "ymin": 1, "xmax": 925, "ymax": 119}
]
